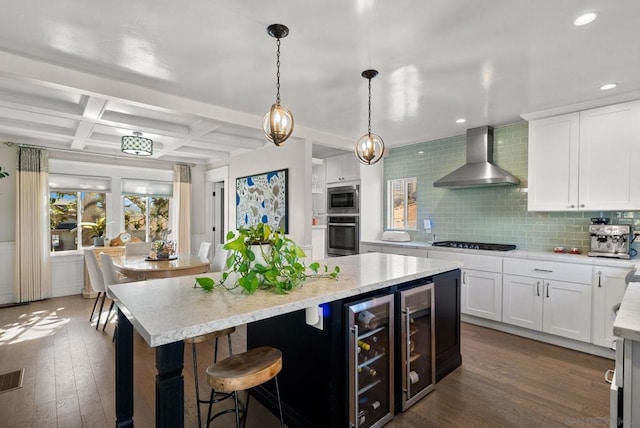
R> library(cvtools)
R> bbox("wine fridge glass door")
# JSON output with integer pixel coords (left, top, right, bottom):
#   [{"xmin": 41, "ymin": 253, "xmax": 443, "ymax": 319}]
[
  {"xmin": 399, "ymin": 282, "xmax": 435, "ymax": 410},
  {"xmin": 346, "ymin": 294, "xmax": 394, "ymax": 428}
]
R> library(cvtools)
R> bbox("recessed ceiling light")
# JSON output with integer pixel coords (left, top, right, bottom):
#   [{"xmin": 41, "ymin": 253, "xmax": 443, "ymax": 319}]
[
  {"xmin": 574, "ymin": 12, "xmax": 597, "ymax": 26},
  {"xmin": 600, "ymin": 83, "xmax": 617, "ymax": 90},
  {"xmin": 456, "ymin": 118, "xmax": 466, "ymax": 124}
]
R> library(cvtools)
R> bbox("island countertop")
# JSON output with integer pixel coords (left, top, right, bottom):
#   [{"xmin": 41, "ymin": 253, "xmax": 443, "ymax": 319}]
[
  {"xmin": 613, "ymin": 267, "xmax": 640, "ymax": 341},
  {"xmin": 109, "ymin": 252, "xmax": 463, "ymax": 347}
]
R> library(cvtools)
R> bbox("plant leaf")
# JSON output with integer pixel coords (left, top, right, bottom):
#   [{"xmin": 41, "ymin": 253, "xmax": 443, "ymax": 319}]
[{"xmin": 195, "ymin": 277, "xmax": 215, "ymax": 292}]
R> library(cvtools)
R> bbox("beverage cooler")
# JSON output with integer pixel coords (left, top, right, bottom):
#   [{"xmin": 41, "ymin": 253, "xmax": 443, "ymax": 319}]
[{"xmin": 345, "ymin": 294, "xmax": 394, "ymax": 428}]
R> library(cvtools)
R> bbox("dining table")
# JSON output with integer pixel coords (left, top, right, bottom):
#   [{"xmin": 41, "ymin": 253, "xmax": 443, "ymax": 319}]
[
  {"xmin": 111, "ymin": 253, "xmax": 210, "ymax": 281},
  {"xmin": 107, "ymin": 253, "xmax": 463, "ymax": 427}
]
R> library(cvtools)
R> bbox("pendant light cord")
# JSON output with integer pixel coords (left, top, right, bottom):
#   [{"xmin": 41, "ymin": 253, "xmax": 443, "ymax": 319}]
[
  {"xmin": 367, "ymin": 77, "xmax": 372, "ymax": 136},
  {"xmin": 275, "ymin": 38, "xmax": 281, "ymax": 105}
]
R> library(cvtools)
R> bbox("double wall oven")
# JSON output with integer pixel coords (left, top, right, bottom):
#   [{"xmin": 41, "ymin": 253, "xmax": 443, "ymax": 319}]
[{"xmin": 327, "ymin": 185, "xmax": 359, "ymax": 256}]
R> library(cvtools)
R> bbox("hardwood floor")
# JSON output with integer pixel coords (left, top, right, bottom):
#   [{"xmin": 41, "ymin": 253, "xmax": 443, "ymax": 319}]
[{"xmin": 0, "ymin": 295, "xmax": 612, "ymax": 427}]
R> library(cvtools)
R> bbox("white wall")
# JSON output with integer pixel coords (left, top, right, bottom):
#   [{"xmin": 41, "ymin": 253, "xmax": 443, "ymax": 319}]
[
  {"xmin": 227, "ymin": 140, "xmax": 313, "ymax": 247},
  {"xmin": 0, "ymin": 144, "xmax": 17, "ymax": 242},
  {"xmin": 0, "ymin": 242, "xmax": 15, "ymax": 304},
  {"xmin": 360, "ymin": 159, "xmax": 384, "ymax": 241}
]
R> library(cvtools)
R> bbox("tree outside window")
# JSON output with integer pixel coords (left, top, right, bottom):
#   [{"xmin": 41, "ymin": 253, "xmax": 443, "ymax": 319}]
[
  {"xmin": 387, "ymin": 178, "xmax": 417, "ymax": 230},
  {"xmin": 123, "ymin": 195, "xmax": 170, "ymax": 242},
  {"xmin": 50, "ymin": 191, "xmax": 106, "ymax": 251}
]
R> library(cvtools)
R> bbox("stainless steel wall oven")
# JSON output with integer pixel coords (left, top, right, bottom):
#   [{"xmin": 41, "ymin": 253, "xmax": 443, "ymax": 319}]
[{"xmin": 327, "ymin": 215, "xmax": 360, "ymax": 256}]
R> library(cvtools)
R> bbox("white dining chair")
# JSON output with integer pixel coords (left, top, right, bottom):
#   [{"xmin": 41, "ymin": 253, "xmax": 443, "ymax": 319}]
[
  {"xmin": 100, "ymin": 252, "xmax": 134, "ymax": 332},
  {"xmin": 85, "ymin": 249, "xmax": 109, "ymax": 330},
  {"xmin": 125, "ymin": 241, "xmax": 152, "ymax": 256},
  {"xmin": 198, "ymin": 241, "xmax": 212, "ymax": 261},
  {"xmin": 210, "ymin": 244, "xmax": 229, "ymax": 272}
]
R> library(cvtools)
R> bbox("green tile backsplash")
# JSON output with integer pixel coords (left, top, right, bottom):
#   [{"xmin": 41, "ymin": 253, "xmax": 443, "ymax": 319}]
[{"xmin": 384, "ymin": 122, "xmax": 640, "ymax": 253}]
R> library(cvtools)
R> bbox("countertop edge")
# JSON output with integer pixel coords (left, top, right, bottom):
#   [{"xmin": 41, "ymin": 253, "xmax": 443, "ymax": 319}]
[{"xmin": 613, "ymin": 281, "xmax": 640, "ymax": 341}]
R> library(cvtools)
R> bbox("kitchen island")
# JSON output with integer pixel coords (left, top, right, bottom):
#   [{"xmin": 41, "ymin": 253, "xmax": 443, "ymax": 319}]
[{"xmin": 108, "ymin": 252, "xmax": 462, "ymax": 427}]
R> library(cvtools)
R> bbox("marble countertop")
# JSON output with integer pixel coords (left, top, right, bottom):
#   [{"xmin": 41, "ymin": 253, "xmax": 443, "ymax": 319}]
[
  {"xmin": 361, "ymin": 239, "xmax": 637, "ymax": 268},
  {"xmin": 613, "ymin": 268, "xmax": 640, "ymax": 341},
  {"xmin": 108, "ymin": 253, "xmax": 462, "ymax": 348}
]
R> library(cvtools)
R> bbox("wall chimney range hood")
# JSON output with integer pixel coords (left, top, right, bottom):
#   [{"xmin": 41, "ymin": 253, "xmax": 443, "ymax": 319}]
[{"xmin": 433, "ymin": 126, "xmax": 520, "ymax": 189}]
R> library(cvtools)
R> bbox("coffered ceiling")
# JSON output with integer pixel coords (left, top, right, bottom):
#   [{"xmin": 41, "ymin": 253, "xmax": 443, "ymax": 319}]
[{"xmin": 0, "ymin": 1, "xmax": 639, "ymax": 164}]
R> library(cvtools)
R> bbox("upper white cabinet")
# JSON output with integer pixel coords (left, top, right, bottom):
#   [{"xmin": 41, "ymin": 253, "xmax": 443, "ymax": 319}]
[
  {"xmin": 527, "ymin": 100, "xmax": 640, "ymax": 211},
  {"xmin": 325, "ymin": 153, "xmax": 360, "ymax": 184}
]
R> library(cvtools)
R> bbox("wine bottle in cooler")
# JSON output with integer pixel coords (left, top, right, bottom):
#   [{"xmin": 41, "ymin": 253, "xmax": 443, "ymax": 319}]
[{"xmin": 357, "ymin": 310, "xmax": 379, "ymax": 329}]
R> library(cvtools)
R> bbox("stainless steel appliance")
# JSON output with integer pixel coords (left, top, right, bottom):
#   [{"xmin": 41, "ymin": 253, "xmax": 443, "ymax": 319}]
[
  {"xmin": 328, "ymin": 185, "xmax": 359, "ymax": 214},
  {"xmin": 395, "ymin": 281, "xmax": 435, "ymax": 411},
  {"xmin": 588, "ymin": 224, "xmax": 633, "ymax": 259},
  {"xmin": 327, "ymin": 215, "xmax": 359, "ymax": 256},
  {"xmin": 432, "ymin": 241, "xmax": 516, "ymax": 251},
  {"xmin": 346, "ymin": 294, "xmax": 394, "ymax": 428}
]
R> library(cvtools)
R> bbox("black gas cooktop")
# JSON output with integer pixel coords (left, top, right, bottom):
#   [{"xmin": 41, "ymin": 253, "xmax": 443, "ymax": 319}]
[{"xmin": 432, "ymin": 241, "xmax": 516, "ymax": 251}]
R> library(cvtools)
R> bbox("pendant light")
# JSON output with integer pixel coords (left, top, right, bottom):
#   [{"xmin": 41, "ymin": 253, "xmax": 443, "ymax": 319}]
[
  {"xmin": 355, "ymin": 69, "xmax": 384, "ymax": 165},
  {"xmin": 121, "ymin": 132, "xmax": 153, "ymax": 156},
  {"xmin": 262, "ymin": 24, "xmax": 294, "ymax": 146}
]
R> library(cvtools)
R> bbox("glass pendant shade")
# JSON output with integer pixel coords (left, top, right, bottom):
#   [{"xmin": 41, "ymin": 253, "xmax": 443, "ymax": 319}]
[
  {"xmin": 121, "ymin": 132, "xmax": 153, "ymax": 156},
  {"xmin": 263, "ymin": 103, "xmax": 294, "ymax": 146},
  {"xmin": 355, "ymin": 133, "xmax": 385, "ymax": 165}
]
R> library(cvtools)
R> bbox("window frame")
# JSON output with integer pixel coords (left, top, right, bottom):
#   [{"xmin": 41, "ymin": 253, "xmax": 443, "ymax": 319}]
[
  {"xmin": 386, "ymin": 177, "xmax": 418, "ymax": 230},
  {"xmin": 49, "ymin": 190, "xmax": 107, "ymax": 253}
]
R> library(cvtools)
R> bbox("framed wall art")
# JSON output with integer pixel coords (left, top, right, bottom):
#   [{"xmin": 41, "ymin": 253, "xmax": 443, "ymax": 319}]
[{"xmin": 236, "ymin": 168, "xmax": 289, "ymax": 233}]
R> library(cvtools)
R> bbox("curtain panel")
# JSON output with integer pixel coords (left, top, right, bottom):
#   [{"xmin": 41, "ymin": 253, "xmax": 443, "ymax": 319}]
[
  {"xmin": 14, "ymin": 147, "xmax": 51, "ymax": 302},
  {"xmin": 173, "ymin": 164, "xmax": 191, "ymax": 254}
]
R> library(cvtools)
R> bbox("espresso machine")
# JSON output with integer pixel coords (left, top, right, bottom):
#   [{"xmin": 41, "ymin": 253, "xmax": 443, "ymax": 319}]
[{"xmin": 588, "ymin": 222, "xmax": 633, "ymax": 259}]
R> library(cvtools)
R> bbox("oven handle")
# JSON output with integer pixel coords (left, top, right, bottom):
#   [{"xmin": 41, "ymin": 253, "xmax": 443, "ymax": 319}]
[{"xmin": 328, "ymin": 222, "xmax": 358, "ymax": 227}]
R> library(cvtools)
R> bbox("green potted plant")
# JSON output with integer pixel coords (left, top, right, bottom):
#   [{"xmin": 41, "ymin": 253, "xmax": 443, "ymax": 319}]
[
  {"xmin": 80, "ymin": 217, "xmax": 106, "ymax": 247},
  {"xmin": 197, "ymin": 223, "xmax": 339, "ymax": 294}
]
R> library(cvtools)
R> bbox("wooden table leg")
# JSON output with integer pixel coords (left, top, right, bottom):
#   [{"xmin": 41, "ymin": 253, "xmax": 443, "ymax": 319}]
[
  {"xmin": 156, "ymin": 341, "xmax": 184, "ymax": 428},
  {"xmin": 116, "ymin": 308, "xmax": 134, "ymax": 428}
]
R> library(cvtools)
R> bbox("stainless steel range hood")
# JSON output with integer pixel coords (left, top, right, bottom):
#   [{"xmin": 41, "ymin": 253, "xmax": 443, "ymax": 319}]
[{"xmin": 433, "ymin": 126, "xmax": 520, "ymax": 189}]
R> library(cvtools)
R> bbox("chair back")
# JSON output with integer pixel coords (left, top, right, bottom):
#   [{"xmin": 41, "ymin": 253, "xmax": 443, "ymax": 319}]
[
  {"xmin": 211, "ymin": 244, "xmax": 229, "ymax": 272},
  {"xmin": 125, "ymin": 241, "xmax": 152, "ymax": 256},
  {"xmin": 100, "ymin": 253, "xmax": 122, "ymax": 286},
  {"xmin": 198, "ymin": 241, "xmax": 212, "ymax": 261},
  {"xmin": 84, "ymin": 250, "xmax": 106, "ymax": 293}
]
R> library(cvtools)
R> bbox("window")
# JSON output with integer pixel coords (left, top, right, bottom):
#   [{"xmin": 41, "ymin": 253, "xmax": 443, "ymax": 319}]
[
  {"xmin": 50, "ymin": 191, "xmax": 107, "ymax": 251},
  {"xmin": 121, "ymin": 178, "xmax": 173, "ymax": 242},
  {"xmin": 386, "ymin": 178, "xmax": 417, "ymax": 230},
  {"xmin": 123, "ymin": 196, "xmax": 171, "ymax": 242}
]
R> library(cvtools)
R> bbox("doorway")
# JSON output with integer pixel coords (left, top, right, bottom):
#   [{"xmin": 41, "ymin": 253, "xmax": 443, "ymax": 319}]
[{"xmin": 212, "ymin": 181, "xmax": 225, "ymax": 250}]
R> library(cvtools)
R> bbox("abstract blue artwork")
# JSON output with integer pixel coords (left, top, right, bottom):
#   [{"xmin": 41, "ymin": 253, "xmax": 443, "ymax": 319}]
[{"xmin": 236, "ymin": 168, "xmax": 288, "ymax": 233}]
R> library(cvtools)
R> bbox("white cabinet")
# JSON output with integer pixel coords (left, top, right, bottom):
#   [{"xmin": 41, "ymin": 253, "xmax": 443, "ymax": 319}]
[
  {"xmin": 325, "ymin": 153, "xmax": 360, "ymax": 184},
  {"xmin": 527, "ymin": 100, "xmax": 640, "ymax": 211},
  {"xmin": 360, "ymin": 243, "xmax": 382, "ymax": 253},
  {"xmin": 592, "ymin": 267, "xmax": 631, "ymax": 348},
  {"xmin": 503, "ymin": 259, "xmax": 592, "ymax": 342},
  {"xmin": 380, "ymin": 245, "xmax": 427, "ymax": 258},
  {"xmin": 311, "ymin": 227, "xmax": 326, "ymax": 261}
]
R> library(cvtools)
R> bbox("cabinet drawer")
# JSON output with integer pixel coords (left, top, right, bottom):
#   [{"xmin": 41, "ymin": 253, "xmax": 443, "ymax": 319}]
[
  {"xmin": 381, "ymin": 246, "xmax": 427, "ymax": 258},
  {"xmin": 459, "ymin": 253, "xmax": 502, "ymax": 273},
  {"xmin": 426, "ymin": 250, "xmax": 461, "ymax": 262},
  {"xmin": 503, "ymin": 258, "xmax": 592, "ymax": 284},
  {"xmin": 360, "ymin": 243, "xmax": 382, "ymax": 253}
]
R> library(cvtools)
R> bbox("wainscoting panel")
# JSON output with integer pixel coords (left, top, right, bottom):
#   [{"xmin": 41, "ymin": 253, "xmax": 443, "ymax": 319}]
[
  {"xmin": 51, "ymin": 254, "xmax": 84, "ymax": 298},
  {"xmin": 0, "ymin": 242, "xmax": 16, "ymax": 304}
]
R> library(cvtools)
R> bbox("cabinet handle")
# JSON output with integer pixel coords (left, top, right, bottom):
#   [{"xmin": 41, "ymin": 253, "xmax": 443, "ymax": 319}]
[
  {"xmin": 403, "ymin": 307, "xmax": 413, "ymax": 399},
  {"xmin": 536, "ymin": 281, "xmax": 540, "ymax": 297},
  {"xmin": 546, "ymin": 282, "xmax": 550, "ymax": 298},
  {"xmin": 351, "ymin": 323, "xmax": 359, "ymax": 426},
  {"xmin": 597, "ymin": 271, "xmax": 602, "ymax": 287},
  {"xmin": 534, "ymin": 268, "xmax": 553, "ymax": 273},
  {"xmin": 463, "ymin": 272, "xmax": 467, "ymax": 284},
  {"xmin": 604, "ymin": 369, "xmax": 614, "ymax": 384},
  {"xmin": 569, "ymin": 204, "xmax": 575, "ymax": 208},
  {"xmin": 580, "ymin": 204, "xmax": 585, "ymax": 208}
]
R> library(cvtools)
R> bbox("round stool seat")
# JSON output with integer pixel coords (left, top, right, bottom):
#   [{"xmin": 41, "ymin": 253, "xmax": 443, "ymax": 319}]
[
  {"xmin": 184, "ymin": 326, "xmax": 236, "ymax": 344},
  {"xmin": 206, "ymin": 346, "xmax": 282, "ymax": 393}
]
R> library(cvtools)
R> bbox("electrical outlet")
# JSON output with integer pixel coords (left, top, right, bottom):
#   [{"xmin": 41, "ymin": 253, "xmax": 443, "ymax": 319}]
[{"xmin": 424, "ymin": 218, "xmax": 432, "ymax": 232}]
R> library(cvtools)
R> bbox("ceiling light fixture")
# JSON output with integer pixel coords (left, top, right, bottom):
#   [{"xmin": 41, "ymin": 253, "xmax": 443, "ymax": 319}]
[
  {"xmin": 121, "ymin": 132, "xmax": 153, "ymax": 156},
  {"xmin": 355, "ymin": 69, "xmax": 384, "ymax": 165},
  {"xmin": 600, "ymin": 83, "xmax": 617, "ymax": 90},
  {"xmin": 262, "ymin": 24, "xmax": 294, "ymax": 147},
  {"xmin": 574, "ymin": 12, "xmax": 597, "ymax": 26}
]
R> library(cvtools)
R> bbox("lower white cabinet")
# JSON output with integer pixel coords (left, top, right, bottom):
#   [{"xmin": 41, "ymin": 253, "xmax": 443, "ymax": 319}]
[
  {"xmin": 311, "ymin": 227, "xmax": 326, "ymax": 260},
  {"xmin": 592, "ymin": 267, "xmax": 632, "ymax": 348},
  {"xmin": 503, "ymin": 274, "xmax": 592, "ymax": 342},
  {"xmin": 360, "ymin": 243, "xmax": 382, "ymax": 253},
  {"xmin": 462, "ymin": 269, "xmax": 503, "ymax": 321},
  {"xmin": 380, "ymin": 245, "xmax": 427, "ymax": 258}
]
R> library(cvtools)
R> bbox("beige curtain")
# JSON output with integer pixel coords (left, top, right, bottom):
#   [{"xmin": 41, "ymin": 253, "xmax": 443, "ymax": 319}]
[
  {"xmin": 173, "ymin": 164, "xmax": 191, "ymax": 254},
  {"xmin": 14, "ymin": 147, "xmax": 51, "ymax": 302}
]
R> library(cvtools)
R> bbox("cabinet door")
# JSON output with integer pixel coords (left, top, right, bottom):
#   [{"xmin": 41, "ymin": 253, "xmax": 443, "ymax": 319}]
[
  {"xmin": 542, "ymin": 279, "xmax": 592, "ymax": 342},
  {"xmin": 341, "ymin": 153, "xmax": 360, "ymax": 181},
  {"xmin": 579, "ymin": 101, "xmax": 640, "ymax": 210},
  {"xmin": 461, "ymin": 269, "xmax": 502, "ymax": 321},
  {"xmin": 311, "ymin": 228, "xmax": 326, "ymax": 260},
  {"xmin": 527, "ymin": 113, "xmax": 580, "ymax": 211},
  {"xmin": 592, "ymin": 267, "xmax": 630, "ymax": 348},
  {"xmin": 325, "ymin": 155, "xmax": 343, "ymax": 183},
  {"xmin": 502, "ymin": 274, "xmax": 543, "ymax": 331}
]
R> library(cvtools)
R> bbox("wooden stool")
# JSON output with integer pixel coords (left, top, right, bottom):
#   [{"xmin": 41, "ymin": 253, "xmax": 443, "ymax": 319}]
[
  {"xmin": 205, "ymin": 346, "xmax": 284, "ymax": 428},
  {"xmin": 185, "ymin": 327, "xmax": 236, "ymax": 427}
]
